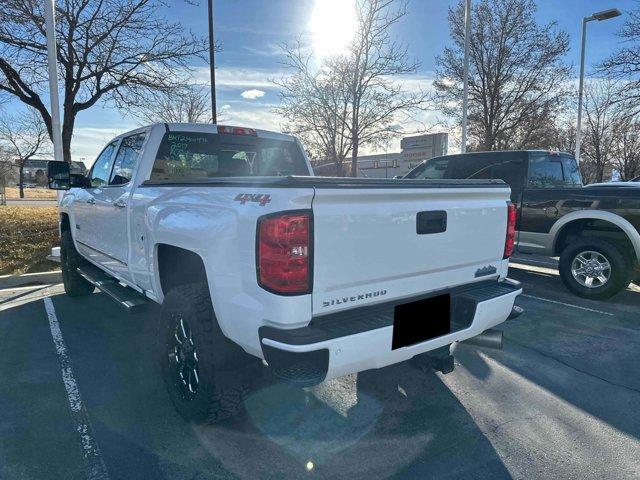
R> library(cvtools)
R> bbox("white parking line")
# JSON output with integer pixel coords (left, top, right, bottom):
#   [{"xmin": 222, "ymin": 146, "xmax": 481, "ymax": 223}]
[
  {"xmin": 43, "ymin": 297, "xmax": 110, "ymax": 480},
  {"xmin": 520, "ymin": 294, "xmax": 614, "ymax": 316}
]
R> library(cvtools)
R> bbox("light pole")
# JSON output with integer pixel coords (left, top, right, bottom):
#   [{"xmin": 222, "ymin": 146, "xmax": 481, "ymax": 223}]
[
  {"xmin": 208, "ymin": 0, "xmax": 217, "ymax": 124},
  {"xmin": 461, "ymin": 0, "xmax": 471, "ymax": 153},
  {"xmin": 575, "ymin": 8, "xmax": 621, "ymax": 162},
  {"xmin": 44, "ymin": 0, "xmax": 64, "ymax": 164}
]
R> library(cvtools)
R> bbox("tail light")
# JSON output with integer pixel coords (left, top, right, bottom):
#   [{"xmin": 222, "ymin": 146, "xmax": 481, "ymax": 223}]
[
  {"xmin": 257, "ymin": 211, "xmax": 312, "ymax": 295},
  {"xmin": 504, "ymin": 203, "xmax": 517, "ymax": 259}
]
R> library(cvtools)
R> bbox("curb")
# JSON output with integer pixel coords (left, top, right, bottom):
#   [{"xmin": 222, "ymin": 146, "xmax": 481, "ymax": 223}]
[{"xmin": 0, "ymin": 270, "xmax": 62, "ymax": 289}]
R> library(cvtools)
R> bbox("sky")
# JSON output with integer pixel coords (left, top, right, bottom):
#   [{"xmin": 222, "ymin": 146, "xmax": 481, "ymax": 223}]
[{"xmin": 17, "ymin": 0, "xmax": 638, "ymax": 164}]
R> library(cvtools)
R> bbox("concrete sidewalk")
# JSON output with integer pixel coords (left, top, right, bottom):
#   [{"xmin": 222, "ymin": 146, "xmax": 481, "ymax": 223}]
[{"xmin": 0, "ymin": 270, "xmax": 62, "ymax": 290}]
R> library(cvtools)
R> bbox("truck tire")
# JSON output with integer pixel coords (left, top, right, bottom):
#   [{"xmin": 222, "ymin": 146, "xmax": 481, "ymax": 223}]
[
  {"xmin": 157, "ymin": 283, "xmax": 259, "ymax": 424},
  {"xmin": 559, "ymin": 239, "xmax": 633, "ymax": 300},
  {"xmin": 60, "ymin": 230, "xmax": 95, "ymax": 297}
]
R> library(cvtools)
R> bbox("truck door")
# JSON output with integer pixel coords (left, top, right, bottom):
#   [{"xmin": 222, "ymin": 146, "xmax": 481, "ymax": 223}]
[
  {"xmin": 519, "ymin": 152, "xmax": 582, "ymax": 254},
  {"xmin": 73, "ymin": 141, "xmax": 118, "ymax": 261},
  {"xmin": 90, "ymin": 132, "xmax": 147, "ymax": 281}
]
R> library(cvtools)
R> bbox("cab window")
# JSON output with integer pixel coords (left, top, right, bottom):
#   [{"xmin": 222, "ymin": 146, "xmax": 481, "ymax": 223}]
[
  {"xmin": 561, "ymin": 155, "xmax": 582, "ymax": 186},
  {"xmin": 405, "ymin": 158, "xmax": 449, "ymax": 179},
  {"xmin": 527, "ymin": 154, "xmax": 565, "ymax": 188},
  {"xmin": 110, "ymin": 133, "xmax": 146, "ymax": 185},
  {"xmin": 491, "ymin": 159, "xmax": 525, "ymax": 191},
  {"xmin": 447, "ymin": 156, "xmax": 493, "ymax": 179},
  {"xmin": 88, "ymin": 141, "xmax": 117, "ymax": 187}
]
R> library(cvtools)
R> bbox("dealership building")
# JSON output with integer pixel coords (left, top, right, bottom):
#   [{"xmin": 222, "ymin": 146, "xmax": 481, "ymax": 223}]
[{"xmin": 314, "ymin": 132, "xmax": 449, "ymax": 178}]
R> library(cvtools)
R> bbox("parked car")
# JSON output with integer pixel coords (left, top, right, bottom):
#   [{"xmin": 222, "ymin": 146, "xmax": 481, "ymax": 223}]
[
  {"xmin": 47, "ymin": 123, "xmax": 522, "ymax": 423},
  {"xmin": 404, "ymin": 150, "xmax": 640, "ymax": 299}
]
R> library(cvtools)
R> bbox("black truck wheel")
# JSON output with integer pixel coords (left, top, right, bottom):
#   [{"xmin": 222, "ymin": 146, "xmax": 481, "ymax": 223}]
[
  {"xmin": 559, "ymin": 239, "xmax": 633, "ymax": 300},
  {"xmin": 60, "ymin": 230, "xmax": 95, "ymax": 297},
  {"xmin": 158, "ymin": 283, "xmax": 260, "ymax": 424}
]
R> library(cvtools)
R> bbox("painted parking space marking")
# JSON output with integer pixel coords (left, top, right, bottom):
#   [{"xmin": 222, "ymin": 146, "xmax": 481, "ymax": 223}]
[
  {"xmin": 521, "ymin": 294, "xmax": 614, "ymax": 317},
  {"xmin": 44, "ymin": 296, "xmax": 110, "ymax": 480}
]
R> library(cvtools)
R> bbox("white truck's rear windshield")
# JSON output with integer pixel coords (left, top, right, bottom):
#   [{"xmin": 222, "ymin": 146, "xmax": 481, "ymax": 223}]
[{"xmin": 150, "ymin": 132, "xmax": 309, "ymax": 182}]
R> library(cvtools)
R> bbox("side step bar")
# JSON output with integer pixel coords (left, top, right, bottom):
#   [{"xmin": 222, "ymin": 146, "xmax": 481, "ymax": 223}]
[{"xmin": 77, "ymin": 264, "xmax": 149, "ymax": 313}]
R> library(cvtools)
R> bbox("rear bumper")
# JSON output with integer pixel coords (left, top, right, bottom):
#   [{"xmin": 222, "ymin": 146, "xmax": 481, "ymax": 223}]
[{"xmin": 259, "ymin": 279, "xmax": 522, "ymax": 386}]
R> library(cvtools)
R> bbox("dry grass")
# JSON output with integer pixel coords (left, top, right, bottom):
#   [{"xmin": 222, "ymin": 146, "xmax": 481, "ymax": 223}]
[
  {"xmin": 4, "ymin": 186, "xmax": 57, "ymax": 200},
  {"xmin": 0, "ymin": 206, "xmax": 59, "ymax": 275}
]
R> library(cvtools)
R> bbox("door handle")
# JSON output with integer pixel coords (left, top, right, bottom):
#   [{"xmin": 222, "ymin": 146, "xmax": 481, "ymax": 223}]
[
  {"xmin": 86, "ymin": 198, "xmax": 96, "ymax": 205},
  {"xmin": 113, "ymin": 199, "xmax": 127, "ymax": 208}
]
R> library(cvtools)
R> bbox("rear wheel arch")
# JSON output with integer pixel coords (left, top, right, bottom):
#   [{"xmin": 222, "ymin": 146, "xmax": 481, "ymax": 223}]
[
  {"xmin": 155, "ymin": 244, "xmax": 209, "ymax": 299},
  {"xmin": 552, "ymin": 214, "xmax": 639, "ymax": 262}
]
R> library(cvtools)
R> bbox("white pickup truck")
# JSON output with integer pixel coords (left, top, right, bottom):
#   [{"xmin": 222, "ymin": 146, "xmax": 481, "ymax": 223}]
[{"xmin": 47, "ymin": 123, "xmax": 522, "ymax": 423}]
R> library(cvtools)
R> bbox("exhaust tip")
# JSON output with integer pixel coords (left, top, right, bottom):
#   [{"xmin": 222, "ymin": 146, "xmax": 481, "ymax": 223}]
[{"xmin": 508, "ymin": 305, "xmax": 524, "ymax": 321}]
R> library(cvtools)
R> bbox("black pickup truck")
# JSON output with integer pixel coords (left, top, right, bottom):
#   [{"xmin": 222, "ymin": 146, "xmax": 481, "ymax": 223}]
[{"xmin": 404, "ymin": 150, "xmax": 640, "ymax": 300}]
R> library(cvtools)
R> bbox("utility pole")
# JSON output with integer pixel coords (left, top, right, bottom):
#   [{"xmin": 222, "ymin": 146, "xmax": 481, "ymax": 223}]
[
  {"xmin": 208, "ymin": 0, "xmax": 217, "ymax": 124},
  {"xmin": 461, "ymin": 0, "xmax": 471, "ymax": 153}
]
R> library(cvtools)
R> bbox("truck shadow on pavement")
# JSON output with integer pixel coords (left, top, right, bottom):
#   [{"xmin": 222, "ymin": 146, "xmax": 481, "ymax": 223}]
[
  {"xmin": 195, "ymin": 364, "xmax": 513, "ymax": 480},
  {"xmin": 6, "ymin": 291, "xmax": 514, "ymax": 480},
  {"xmin": 453, "ymin": 302, "xmax": 640, "ymax": 450}
]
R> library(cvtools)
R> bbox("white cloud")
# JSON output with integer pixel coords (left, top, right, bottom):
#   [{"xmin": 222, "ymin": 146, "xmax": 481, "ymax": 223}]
[
  {"xmin": 221, "ymin": 104, "xmax": 232, "ymax": 110},
  {"xmin": 223, "ymin": 106, "xmax": 284, "ymax": 131},
  {"xmin": 192, "ymin": 66, "xmax": 287, "ymax": 89},
  {"xmin": 241, "ymin": 89, "xmax": 266, "ymax": 100}
]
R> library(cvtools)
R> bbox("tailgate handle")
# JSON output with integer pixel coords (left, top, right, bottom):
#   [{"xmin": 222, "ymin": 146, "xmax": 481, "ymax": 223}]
[{"xmin": 416, "ymin": 211, "xmax": 447, "ymax": 234}]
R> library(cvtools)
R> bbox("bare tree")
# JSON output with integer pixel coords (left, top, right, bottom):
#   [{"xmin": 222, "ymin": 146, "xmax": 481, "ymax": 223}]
[
  {"xmin": 0, "ymin": 107, "xmax": 50, "ymax": 198},
  {"xmin": 130, "ymin": 83, "xmax": 213, "ymax": 124},
  {"xmin": 0, "ymin": 0, "xmax": 207, "ymax": 162},
  {"xmin": 613, "ymin": 117, "xmax": 640, "ymax": 181},
  {"xmin": 580, "ymin": 80, "xmax": 622, "ymax": 184},
  {"xmin": 600, "ymin": 6, "xmax": 640, "ymax": 116},
  {"xmin": 434, "ymin": 0, "xmax": 571, "ymax": 151},
  {"xmin": 274, "ymin": 45, "xmax": 353, "ymax": 176},
  {"xmin": 345, "ymin": 0, "xmax": 426, "ymax": 176},
  {"xmin": 275, "ymin": 0, "xmax": 427, "ymax": 177}
]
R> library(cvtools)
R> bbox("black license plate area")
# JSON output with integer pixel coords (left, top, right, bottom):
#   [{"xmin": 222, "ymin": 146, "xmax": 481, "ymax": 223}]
[{"xmin": 392, "ymin": 293, "xmax": 451, "ymax": 350}]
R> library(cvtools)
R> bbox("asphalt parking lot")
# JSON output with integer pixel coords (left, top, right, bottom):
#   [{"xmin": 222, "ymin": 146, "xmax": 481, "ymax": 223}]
[{"xmin": 0, "ymin": 257, "xmax": 639, "ymax": 480}]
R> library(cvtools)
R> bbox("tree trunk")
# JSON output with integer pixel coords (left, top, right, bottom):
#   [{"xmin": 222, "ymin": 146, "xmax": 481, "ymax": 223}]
[
  {"xmin": 333, "ymin": 154, "xmax": 343, "ymax": 177},
  {"xmin": 19, "ymin": 164, "xmax": 24, "ymax": 199},
  {"xmin": 61, "ymin": 106, "xmax": 76, "ymax": 163},
  {"xmin": 350, "ymin": 139, "xmax": 359, "ymax": 178},
  {"xmin": 62, "ymin": 125, "xmax": 73, "ymax": 164}
]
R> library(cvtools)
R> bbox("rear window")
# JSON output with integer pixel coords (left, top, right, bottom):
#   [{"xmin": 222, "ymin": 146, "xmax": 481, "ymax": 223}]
[
  {"xmin": 406, "ymin": 154, "xmax": 525, "ymax": 187},
  {"xmin": 150, "ymin": 132, "xmax": 309, "ymax": 182}
]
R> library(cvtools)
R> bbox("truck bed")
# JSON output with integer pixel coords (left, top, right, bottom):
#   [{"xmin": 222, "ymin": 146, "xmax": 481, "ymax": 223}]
[{"xmin": 140, "ymin": 175, "xmax": 508, "ymax": 189}]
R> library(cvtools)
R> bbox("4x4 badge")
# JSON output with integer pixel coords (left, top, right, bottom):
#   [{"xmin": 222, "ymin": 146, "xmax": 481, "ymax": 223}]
[{"xmin": 234, "ymin": 193, "xmax": 271, "ymax": 206}]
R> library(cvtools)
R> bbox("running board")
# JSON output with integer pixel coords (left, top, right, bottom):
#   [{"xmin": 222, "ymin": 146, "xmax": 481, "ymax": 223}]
[{"xmin": 77, "ymin": 264, "xmax": 149, "ymax": 313}]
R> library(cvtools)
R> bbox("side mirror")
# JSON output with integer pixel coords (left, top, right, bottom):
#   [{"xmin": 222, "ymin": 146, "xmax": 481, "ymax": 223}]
[
  {"xmin": 70, "ymin": 173, "xmax": 90, "ymax": 188},
  {"xmin": 47, "ymin": 161, "xmax": 70, "ymax": 190}
]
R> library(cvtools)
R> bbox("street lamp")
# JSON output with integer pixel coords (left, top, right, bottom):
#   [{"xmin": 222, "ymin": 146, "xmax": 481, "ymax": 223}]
[
  {"xmin": 44, "ymin": 0, "xmax": 64, "ymax": 165},
  {"xmin": 461, "ymin": 0, "xmax": 471, "ymax": 153},
  {"xmin": 575, "ymin": 8, "xmax": 621, "ymax": 162},
  {"xmin": 207, "ymin": 0, "xmax": 217, "ymax": 124}
]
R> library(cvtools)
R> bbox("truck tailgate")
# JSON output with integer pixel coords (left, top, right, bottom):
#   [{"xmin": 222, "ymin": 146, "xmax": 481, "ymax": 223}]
[{"xmin": 311, "ymin": 184, "xmax": 510, "ymax": 314}]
